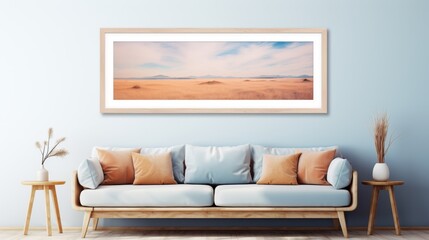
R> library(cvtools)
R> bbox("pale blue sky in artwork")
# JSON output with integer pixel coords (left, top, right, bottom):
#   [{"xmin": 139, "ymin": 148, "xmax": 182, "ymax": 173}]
[
  {"xmin": 216, "ymin": 47, "xmax": 240, "ymax": 57},
  {"xmin": 114, "ymin": 41, "xmax": 313, "ymax": 78},
  {"xmin": 273, "ymin": 42, "xmax": 290, "ymax": 48},
  {"xmin": 140, "ymin": 63, "xmax": 170, "ymax": 69}
]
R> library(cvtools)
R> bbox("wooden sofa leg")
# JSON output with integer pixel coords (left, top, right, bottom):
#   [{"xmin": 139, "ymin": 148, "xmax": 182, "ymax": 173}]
[
  {"xmin": 81, "ymin": 211, "xmax": 92, "ymax": 238},
  {"xmin": 337, "ymin": 211, "xmax": 348, "ymax": 238},
  {"xmin": 93, "ymin": 218, "xmax": 99, "ymax": 231}
]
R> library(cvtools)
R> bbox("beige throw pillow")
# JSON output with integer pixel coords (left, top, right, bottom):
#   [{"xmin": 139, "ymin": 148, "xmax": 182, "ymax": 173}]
[
  {"xmin": 132, "ymin": 152, "xmax": 177, "ymax": 185},
  {"xmin": 257, "ymin": 153, "xmax": 301, "ymax": 185}
]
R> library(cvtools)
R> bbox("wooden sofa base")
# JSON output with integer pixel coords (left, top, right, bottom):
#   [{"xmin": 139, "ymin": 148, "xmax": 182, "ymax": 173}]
[
  {"xmin": 81, "ymin": 209, "xmax": 348, "ymax": 238},
  {"xmin": 73, "ymin": 171, "xmax": 358, "ymax": 238}
]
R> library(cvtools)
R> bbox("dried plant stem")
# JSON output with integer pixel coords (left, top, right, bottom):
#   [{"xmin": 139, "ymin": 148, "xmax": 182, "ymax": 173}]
[
  {"xmin": 41, "ymin": 142, "xmax": 46, "ymax": 165},
  {"xmin": 42, "ymin": 139, "xmax": 67, "ymax": 165},
  {"xmin": 36, "ymin": 128, "xmax": 68, "ymax": 166},
  {"xmin": 374, "ymin": 114, "xmax": 394, "ymax": 163},
  {"xmin": 46, "ymin": 129, "xmax": 51, "ymax": 162}
]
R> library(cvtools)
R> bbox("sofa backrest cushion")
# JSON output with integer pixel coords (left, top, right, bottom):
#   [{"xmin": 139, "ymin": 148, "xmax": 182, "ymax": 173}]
[
  {"xmin": 77, "ymin": 158, "xmax": 104, "ymax": 189},
  {"xmin": 296, "ymin": 149, "xmax": 336, "ymax": 185},
  {"xmin": 184, "ymin": 144, "xmax": 252, "ymax": 184},
  {"xmin": 327, "ymin": 157, "xmax": 353, "ymax": 189},
  {"xmin": 98, "ymin": 148, "xmax": 141, "ymax": 184},
  {"xmin": 257, "ymin": 153, "xmax": 301, "ymax": 185},
  {"xmin": 139, "ymin": 145, "xmax": 185, "ymax": 183},
  {"xmin": 251, "ymin": 145, "xmax": 338, "ymax": 183},
  {"xmin": 132, "ymin": 152, "xmax": 177, "ymax": 185}
]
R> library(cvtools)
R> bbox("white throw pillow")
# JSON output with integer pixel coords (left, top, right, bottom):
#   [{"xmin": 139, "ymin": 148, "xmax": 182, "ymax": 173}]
[
  {"xmin": 184, "ymin": 144, "xmax": 252, "ymax": 184},
  {"xmin": 77, "ymin": 158, "xmax": 104, "ymax": 189},
  {"xmin": 327, "ymin": 157, "xmax": 353, "ymax": 189}
]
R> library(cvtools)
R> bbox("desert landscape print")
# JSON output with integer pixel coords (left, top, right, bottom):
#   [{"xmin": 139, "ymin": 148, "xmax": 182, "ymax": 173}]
[{"xmin": 114, "ymin": 41, "xmax": 313, "ymax": 100}]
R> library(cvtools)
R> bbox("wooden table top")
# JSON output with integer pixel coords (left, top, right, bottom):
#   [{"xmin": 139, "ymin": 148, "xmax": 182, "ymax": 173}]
[
  {"xmin": 362, "ymin": 180, "xmax": 404, "ymax": 186},
  {"xmin": 22, "ymin": 181, "xmax": 65, "ymax": 186}
]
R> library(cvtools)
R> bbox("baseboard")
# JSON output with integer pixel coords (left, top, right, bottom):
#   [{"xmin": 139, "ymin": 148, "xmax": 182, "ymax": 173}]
[{"xmin": 1, "ymin": 226, "xmax": 429, "ymax": 231}]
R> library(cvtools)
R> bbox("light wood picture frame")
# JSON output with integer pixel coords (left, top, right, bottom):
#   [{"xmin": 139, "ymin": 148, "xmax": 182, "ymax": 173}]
[{"xmin": 100, "ymin": 28, "xmax": 327, "ymax": 113}]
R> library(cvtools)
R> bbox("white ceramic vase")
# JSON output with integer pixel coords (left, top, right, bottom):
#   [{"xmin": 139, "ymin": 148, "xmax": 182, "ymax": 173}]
[
  {"xmin": 372, "ymin": 163, "xmax": 390, "ymax": 181},
  {"xmin": 37, "ymin": 165, "xmax": 49, "ymax": 181}
]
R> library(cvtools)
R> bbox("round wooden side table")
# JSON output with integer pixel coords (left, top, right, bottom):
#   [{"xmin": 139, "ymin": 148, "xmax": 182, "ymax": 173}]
[
  {"xmin": 362, "ymin": 180, "xmax": 404, "ymax": 236},
  {"xmin": 22, "ymin": 181, "xmax": 65, "ymax": 236}
]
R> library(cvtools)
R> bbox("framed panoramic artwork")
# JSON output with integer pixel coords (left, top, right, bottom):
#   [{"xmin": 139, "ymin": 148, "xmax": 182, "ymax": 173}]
[{"xmin": 100, "ymin": 28, "xmax": 327, "ymax": 113}]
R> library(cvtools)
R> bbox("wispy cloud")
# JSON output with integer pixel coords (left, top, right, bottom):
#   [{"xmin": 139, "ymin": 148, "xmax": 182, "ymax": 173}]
[
  {"xmin": 114, "ymin": 41, "xmax": 313, "ymax": 78},
  {"xmin": 139, "ymin": 63, "xmax": 170, "ymax": 69}
]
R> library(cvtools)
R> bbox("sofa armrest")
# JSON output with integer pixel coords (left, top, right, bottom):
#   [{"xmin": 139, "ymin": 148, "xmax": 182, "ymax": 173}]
[
  {"xmin": 342, "ymin": 170, "xmax": 358, "ymax": 211},
  {"xmin": 72, "ymin": 170, "xmax": 93, "ymax": 211}
]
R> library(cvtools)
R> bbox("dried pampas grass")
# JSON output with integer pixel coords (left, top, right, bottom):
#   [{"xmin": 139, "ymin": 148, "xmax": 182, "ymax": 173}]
[
  {"xmin": 374, "ymin": 114, "xmax": 395, "ymax": 163},
  {"xmin": 35, "ymin": 128, "xmax": 68, "ymax": 165}
]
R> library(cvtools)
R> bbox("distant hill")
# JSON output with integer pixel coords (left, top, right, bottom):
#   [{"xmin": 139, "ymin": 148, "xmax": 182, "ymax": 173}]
[
  {"xmin": 119, "ymin": 74, "xmax": 313, "ymax": 80},
  {"xmin": 295, "ymin": 75, "xmax": 313, "ymax": 78},
  {"xmin": 199, "ymin": 75, "xmax": 234, "ymax": 79},
  {"xmin": 151, "ymin": 75, "xmax": 170, "ymax": 79},
  {"xmin": 256, "ymin": 74, "xmax": 313, "ymax": 79}
]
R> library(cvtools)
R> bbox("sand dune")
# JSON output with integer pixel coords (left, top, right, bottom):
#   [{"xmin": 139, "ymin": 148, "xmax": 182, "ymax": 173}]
[
  {"xmin": 114, "ymin": 78, "xmax": 313, "ymax": 100},
  {"xmin": 198, "ymin": 80, "xmax": 223, "ymax": 85}
]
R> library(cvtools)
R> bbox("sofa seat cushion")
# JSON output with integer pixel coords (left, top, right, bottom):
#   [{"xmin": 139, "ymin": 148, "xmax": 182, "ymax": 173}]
[
  {"xmin": 214, "ymin": 184, "xmax": 350, "ymax": 207},
  {"xmin": 80, "ymin": 184, "xmax": 213, "ymax": 207}
]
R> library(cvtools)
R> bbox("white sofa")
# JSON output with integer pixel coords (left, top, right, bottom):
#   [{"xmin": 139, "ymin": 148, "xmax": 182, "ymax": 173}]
[{"xmin": 73, "ymin": 145, "xmax": 358, "ymax": 238}]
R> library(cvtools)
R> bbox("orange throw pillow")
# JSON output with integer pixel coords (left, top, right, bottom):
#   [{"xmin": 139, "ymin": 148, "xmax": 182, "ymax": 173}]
[
  {"xmin": 132, "ymin": 152, "xmax": 177, "ymax": 185},
  {"xmin": 297, "ymin": 149, "xmax": 336, "ymax": 184},
  {"xmin": 257, "ymin": 153, "xmax": 302, "ymax": 185},
  {"xmin": 97, "ymin": 148, "xmax": 141, "ymax": 185}
]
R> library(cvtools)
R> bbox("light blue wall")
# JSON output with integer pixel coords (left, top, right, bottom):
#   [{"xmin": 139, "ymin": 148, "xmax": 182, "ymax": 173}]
[{"xmin": 0, "ymin": 0, "xmax": 428, "ymax": 228}]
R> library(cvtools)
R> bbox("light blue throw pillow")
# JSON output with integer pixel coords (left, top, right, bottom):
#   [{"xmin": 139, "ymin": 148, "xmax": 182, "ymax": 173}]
[
  {"xmin": 251, "ymin": 145, "xmax": 339, "ymax": 183},
  {"xmin": 78, "ymin": 158, "xmax": 104, "ymax": 189},
  {"xmin": 140, "ymin": 145, "xmax": 185, "ymax": 183},
  {"xmin": 327, "ymin": 157, "xmax": 352, "ymax": 189},
  {"xmin": 185, "ymin": 144, "xmax": 252, "ymax": 184}
]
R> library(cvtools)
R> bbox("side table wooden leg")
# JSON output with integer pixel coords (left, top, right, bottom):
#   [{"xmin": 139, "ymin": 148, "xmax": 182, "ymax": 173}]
[
  {"xmin": 367, "ymin": 186, "xmax": 379, "ymax": 235},
  {"xmin": 388, "ymin": 186, "xmax": 401, "ymax": 235},
  {"xmin": 44, "ymin": 186, "xmax": 52, "ymax": 236},
  {"xmin": 23, "ymin": 186, "xmax": 36, "ymax": 235},
  {"xmin": 50, "ymin": 186, "xmax": 63, "ymax": 233},
  {"xmin": 93, "ymin": 218, "xmax": 99, "ymax": 230}
]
